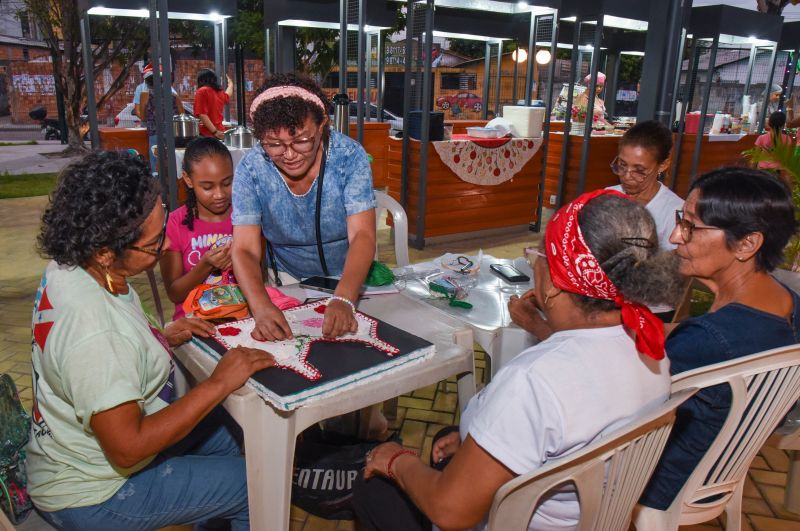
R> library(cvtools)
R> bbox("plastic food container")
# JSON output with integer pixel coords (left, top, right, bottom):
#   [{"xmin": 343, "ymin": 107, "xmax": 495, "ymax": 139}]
[{"xmin": 466, "ymin": 126, "xmax": 501, "ymax": 138}]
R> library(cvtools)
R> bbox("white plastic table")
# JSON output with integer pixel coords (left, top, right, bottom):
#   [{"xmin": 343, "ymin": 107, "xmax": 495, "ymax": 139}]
[
  {"xmin": 173, "ymin": 286, "xmax": 476, "ymax": 531},
  {"xmin": 400, "ymin": 254, "xmax": 538, "ymax": 378}
]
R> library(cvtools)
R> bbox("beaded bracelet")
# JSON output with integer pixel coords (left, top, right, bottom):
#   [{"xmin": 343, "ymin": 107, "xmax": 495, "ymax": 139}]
[
  {"xmin": 387, "ymin": 449, "xmax": 417, "ymax": 481},
  {"xmin": 327, "ymin": 295, "xmax": 356, "ymax": 314}
]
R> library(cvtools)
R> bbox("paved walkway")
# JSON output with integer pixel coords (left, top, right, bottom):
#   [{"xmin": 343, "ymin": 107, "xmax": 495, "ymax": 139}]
[
  {"xmin": 1, "ymin": 196, "xmax": 798, "ymax": 531},
  {"xmin": 0, "ymin": 141, "xmax": 81, "ymax": 175}
]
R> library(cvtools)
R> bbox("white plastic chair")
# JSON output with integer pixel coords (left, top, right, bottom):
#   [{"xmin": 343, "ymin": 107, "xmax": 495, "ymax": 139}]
[
  {"xmin": 766, "ymin": 401, "xmax": 800, "ymax": 513},
  {"xmin": 633, "ymin": 343, "xmax": 800, "ymax": 530},
  {"xmin": 487, "ymin": 388, "xmax": 696, "ymax": 531},
  {"xmin": 374, "ymin": 190, "xmax": 409, "ymax": 267}
]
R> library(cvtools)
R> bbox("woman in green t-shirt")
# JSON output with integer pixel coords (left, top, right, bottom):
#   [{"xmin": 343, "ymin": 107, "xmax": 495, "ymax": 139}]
[{"xmin": 29, "ymin": 150, "xmax": 274, "ymax": 530}]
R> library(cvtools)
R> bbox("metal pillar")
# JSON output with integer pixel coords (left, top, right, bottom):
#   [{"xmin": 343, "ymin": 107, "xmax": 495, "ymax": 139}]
[
  {"xmin": 670, "ymin": 36, "xmax": 698, "ymax": 190},
  {"xmin": 524, "ymin": 13, "xmax": 535, "ymax": 106},
  {"xmin": 690, "ymin": 35, "xmax": 719, "ymax": 180},
  {"xmin": 364, "ymin": 32, "xmax": 373, "ymax": 121},
  {"xmin": 79, "ymin": 10, "xmax": 99, "ymax": 148},
  {"xmin": 668, "ymin": 28, "xmax": 688, "ymax": 126},
  {"xmin": 743, "ymin": 44, "xmax": 757, "ymax": 97},
  {"xmin": 264, "ymin": 28, "xmax": 271, "ymax": 76},
  {"xmin": 482, "ymin": 42, "xmax": 491, "ymax": 119},
  {"xmin": 556, "ymin": 18, "xmax": 582, "ymax": 209},
  {"xmin": 413, "ymin": 0, "xmax": 434, "ymax": 249},
  {"xmin": 512, "ymin": 43, "xmax": 519, "ymax": 105},
  {"xmin": 356, "ymin": 0, "xmax": 366, "ymax": 142},
  {"xmin": 655, "ymin": 0, "xmax": 687, "ymax": 126},
  {"xmin": 148, "ymin": 0, "xmax": 177, "ymax": 207},
  {"xmin": 577, "ymin": 17, "xmax": 604, "ymax": 196},
  {"xmin": 787, "ymin": 48, "xmax": 799, "ymax": 102},
  {"xmin": 377, "ymin": 31, "xmax": 385, "ymax": 119},
  {"xmin": 533, "ymin": 12, "xmax": 559, "ymax": 232},
  {"xmin": 220, "ymin": 20, "xmax": 230, "ymax": 122},
  {"xmin": 400, "ymin": 2, "xmax": 415, "ymax": 209},
  {"xmin": 604, "ymin": 52, "xmax": 619, "ymax": 118},
  {"xmin": 214, "ymin": 22, "xmax": 223, "ymax": 84},
  {"xmin": 759, "ymin": 44, "xmax": 779, "ymax": 134},
  {"xmin": 494, "ymin": 41, "xmax": 502, "ymax": 116},
  {"xmin": 339, "ymin": 0, "xmax": 347, "ymax": 94}
]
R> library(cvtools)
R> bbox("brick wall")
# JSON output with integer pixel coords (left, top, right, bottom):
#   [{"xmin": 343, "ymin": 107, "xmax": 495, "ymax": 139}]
[{"xmin": 6, "ymin": 45, "xmax": 267, "ymax": 125}]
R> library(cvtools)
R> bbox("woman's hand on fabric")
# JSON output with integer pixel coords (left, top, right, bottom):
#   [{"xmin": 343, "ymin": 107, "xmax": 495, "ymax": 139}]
[
  {"xmin": 364, "ymin": 441, "xmax": 404, "ymax": 480},
  {"xmin": 431, "ymin": 431, "xmax": 461, "ymax": 465},
  {"xmin": 252, "ymin": 306, "xmax": 293, "ymax": 341},
  {"xmin": 202, "ymin": 242, "xmax": 232, "ymax": 271},
  {"xmin": 163, "ymin": 317, "xmax": 216, "ymax": 347},
  {"xmin": 209, "ymin": 346, "xmax": 276, "ymax": 394},
  {"xmin": 322, "ymin": 299, "xmax": 358, "ymax": 339}
]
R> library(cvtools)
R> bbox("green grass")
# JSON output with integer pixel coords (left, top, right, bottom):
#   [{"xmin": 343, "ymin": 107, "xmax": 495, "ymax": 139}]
[
  {"xmin": 0, "ymin": 140, "xmax": 37, "ymax": 147},
  {"xmin": 0, "ymin": 172, "xmax": 58, "ymax": 199}
]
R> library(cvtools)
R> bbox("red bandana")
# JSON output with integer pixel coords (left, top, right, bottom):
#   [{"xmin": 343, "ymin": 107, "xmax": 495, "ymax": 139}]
[{"xmin": 544, "ymin": 189, "xmax": 665, "ymax": 360}]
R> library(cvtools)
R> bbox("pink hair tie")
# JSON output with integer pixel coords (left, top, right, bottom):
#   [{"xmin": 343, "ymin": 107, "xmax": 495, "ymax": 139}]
[{"xmin": 249, "ymin": 85, "xmax": 326, "ymax": 121}]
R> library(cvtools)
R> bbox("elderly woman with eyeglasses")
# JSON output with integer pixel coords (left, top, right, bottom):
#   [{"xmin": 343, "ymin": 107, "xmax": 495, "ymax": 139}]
[
  {"xmin": 634, "ymin": 167, "xmax": 800, "ymax": 520},
  {"xmin": 29, "ymin": 151, "xmax": 275, "ymax": 531},
  {"xmin": 231, "ymin": 73, "xmax": 376, "ymax": 342},
  {"xmin": 607, "ymin": 120, "xmax": 684, "ymax": 251}
]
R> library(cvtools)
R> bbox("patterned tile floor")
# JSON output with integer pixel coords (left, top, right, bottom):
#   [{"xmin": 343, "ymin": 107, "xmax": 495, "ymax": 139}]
[{"xmin": 2, "ymin": 195, "xmax": 799, "ymax": 531}]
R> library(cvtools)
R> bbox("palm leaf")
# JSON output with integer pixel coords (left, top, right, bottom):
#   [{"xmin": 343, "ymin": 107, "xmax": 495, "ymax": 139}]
[{"xmin": 743, "ymin": 134, "xmax": 800, "ymax": 270}]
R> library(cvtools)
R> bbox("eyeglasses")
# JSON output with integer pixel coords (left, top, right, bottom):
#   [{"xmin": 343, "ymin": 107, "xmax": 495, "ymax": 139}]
[
  {"xmin": 129, "ymin": 203, "xmax": 168, "ymax": 256},
  {"xmin": 524, "ymin": 247, "xmax": 547, "ymax": 268},
  {"xmin": 261, "ymin": 135, "xmax": 318, "ymax": 157},
  {"xmin": 610, "ymin": 156, "xmax": 656, "ymax": 181},
  {"xmin": 674, "ymin": 209, "xmax": 723, "ymax": 243}
]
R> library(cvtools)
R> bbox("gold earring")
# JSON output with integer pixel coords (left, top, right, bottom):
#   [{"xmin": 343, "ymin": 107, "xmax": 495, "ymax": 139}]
[
  {"xmin": 544, "ymin": 294, "xmax": 551, "ymax": 307},
  {"xmin": 103, "ymin": 266, "xmax": 115, "ymax": 294}
]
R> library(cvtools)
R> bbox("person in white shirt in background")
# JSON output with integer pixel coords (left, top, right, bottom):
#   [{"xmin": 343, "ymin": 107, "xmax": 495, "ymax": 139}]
[{"xmin": 606, "ymin": 120, "xmax": 685, "ymax": 321}]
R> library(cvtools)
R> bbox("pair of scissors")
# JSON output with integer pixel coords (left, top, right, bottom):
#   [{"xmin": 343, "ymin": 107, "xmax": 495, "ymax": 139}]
[{"xmin": 456, "ymin": 255, "xmax": 474, "ymax": 274}]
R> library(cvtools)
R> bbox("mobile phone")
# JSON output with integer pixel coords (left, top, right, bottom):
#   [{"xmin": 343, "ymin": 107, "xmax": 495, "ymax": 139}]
[
  {"xmin": 299, "ymin": 276, "xmax": 340, "ymax": 293},
  {"xmin": 490, "ymin": 263, "xmax": 530, "ymax": 283}
]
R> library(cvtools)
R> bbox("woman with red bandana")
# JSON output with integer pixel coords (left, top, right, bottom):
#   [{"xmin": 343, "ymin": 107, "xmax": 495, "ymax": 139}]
[{"xmin": 351, "ymin": 190, "xmax": 683, "ymax": 531}]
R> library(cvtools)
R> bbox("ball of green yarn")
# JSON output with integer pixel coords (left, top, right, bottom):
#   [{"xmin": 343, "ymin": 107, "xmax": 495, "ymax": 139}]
[{"xmin": 365, "ymin": 261, "xmax": 396, "ymax": 286}]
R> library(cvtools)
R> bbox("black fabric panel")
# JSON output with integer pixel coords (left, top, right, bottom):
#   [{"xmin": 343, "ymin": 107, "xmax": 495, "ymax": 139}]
[{"xmin": 196, "ymin": 317, "xmax": 432, "ymax": 398}]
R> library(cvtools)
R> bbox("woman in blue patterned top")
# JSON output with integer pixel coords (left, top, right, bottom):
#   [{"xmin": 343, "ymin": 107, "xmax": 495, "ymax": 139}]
[{"xmin": 231, "ymin": 74, "xmax": 376, "ymax": 341}]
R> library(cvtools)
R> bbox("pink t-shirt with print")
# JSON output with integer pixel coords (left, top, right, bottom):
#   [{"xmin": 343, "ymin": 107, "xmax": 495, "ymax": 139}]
[{"xmin": 165, "ymin": 204, "xmax": 233, "ymax": 319}]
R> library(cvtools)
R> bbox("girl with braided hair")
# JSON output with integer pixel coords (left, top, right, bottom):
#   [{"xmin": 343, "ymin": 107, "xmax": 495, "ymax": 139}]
[{"xmin": 160, "ymin": 137, "xmax": 235, "ymax": 320}]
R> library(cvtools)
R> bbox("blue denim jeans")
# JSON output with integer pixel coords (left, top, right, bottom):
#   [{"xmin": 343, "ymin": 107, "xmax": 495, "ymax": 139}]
[{"xmin": 38, "ymin": 408, "xmax": 249, "ymax": 531}]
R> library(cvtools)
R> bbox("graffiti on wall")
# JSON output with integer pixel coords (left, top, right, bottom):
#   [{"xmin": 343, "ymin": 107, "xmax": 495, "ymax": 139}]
[{"xmin": 12, "ymin": 73, "xmax": 55, "ymax": 95}]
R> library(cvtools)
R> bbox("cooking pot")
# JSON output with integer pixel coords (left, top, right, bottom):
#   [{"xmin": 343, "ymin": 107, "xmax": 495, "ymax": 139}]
[
  {"xmin": 172, "ymin": 113, "xmax": 199, "ymax": 145},
  {"xmin": 224, "ymin": 125, "xmax": 254, "ymax": 149}
]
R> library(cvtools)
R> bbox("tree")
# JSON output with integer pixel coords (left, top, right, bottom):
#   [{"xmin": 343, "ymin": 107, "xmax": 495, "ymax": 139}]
[
  {"xmin": 24, "ymin": 0, "xmax": 149, "ymax": 152},
  {"xmin": 757, "ymin": 0, "xmax": 800, "ymax": 14}
]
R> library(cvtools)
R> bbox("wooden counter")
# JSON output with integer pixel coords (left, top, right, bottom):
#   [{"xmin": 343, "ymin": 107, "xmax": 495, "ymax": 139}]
[
  {"xmin": 348, "ymin": 121, "xmax": 390, "ymax": 189},
  {"xmin": 543, "ymin": 131, "xmax": 758, "ymax": 214},
  {"xmin": 99, "ymin": 127, "xmax": 150, "ymax": 161},
  {"xmin": 669, "ymin": 133, "xmax": 757, "ymax": 197},
  {"xmin": 543, "ymin": 132, "xmax": 621, "ymax": 209},
  {"xmin": 386, "ymin": 136, "xmax": 543, "ymax": 239}
]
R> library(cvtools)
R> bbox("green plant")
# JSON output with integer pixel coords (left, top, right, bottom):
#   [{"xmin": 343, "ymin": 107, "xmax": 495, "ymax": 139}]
[{"xmin": 743, "ymin": 134, "xmax": 800, "ymax": 270}]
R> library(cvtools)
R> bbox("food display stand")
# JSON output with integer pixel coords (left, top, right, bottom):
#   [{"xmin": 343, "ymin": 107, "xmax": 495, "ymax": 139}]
[
  {"xmin": 542, "ymin": 1, "xmax": 653, "ymax": 215},
  {"xmin": 99, "ymin": 127, "xmax": 150, "ymax": 162},
  {"xmin": 395, "ymin": 0, "xmax": 557, "ymax": 246},
  {"xmin": 669, "ymin": 5, "xmax": 783, "ymax": 192},
  {"xmin": 388, "ymin": 134, "xmax": 544, "ymax": 238}
]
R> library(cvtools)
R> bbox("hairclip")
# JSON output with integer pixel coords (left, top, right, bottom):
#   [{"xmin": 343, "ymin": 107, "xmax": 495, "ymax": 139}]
[{"xmin": 620, "ymin": 237, "xmax": 654, "ymax": 249}]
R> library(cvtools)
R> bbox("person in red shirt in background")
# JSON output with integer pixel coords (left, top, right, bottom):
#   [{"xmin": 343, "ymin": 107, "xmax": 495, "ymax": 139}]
[{"xmin": 194, "ymin": 68, "xmax": 234, "ymax": 140}]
